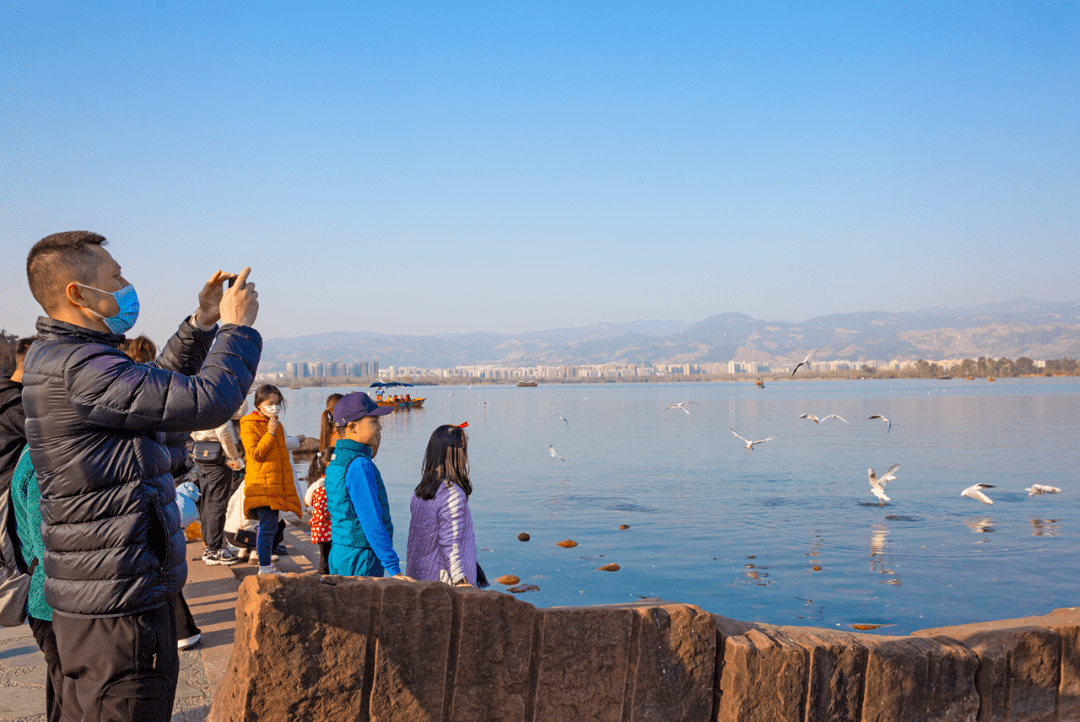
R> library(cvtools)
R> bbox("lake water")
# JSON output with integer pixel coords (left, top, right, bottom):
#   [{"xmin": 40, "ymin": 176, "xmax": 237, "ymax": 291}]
[{"xmin": 272, "ymin": 378, "xmax": 1079, "ymax": 634}]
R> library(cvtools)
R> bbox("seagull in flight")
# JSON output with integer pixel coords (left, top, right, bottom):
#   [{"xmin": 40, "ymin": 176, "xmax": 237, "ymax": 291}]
[
  {"xmin": 729, "ymin": 427, "xmax": 777, "ymax": 453},
  {"xmin": 1025, "ymin": 484, "xmax": 1061, "ymax": 496},
  {"xmin": 551, "ymin": 414, "xmax": 570, "ymax": 428},
  {"xmin": 548, "ymin": 445, "xmax": 571, "ymax": 463},
  {"xmin": 868, "ymin": 415, "xmax": 892, "ymax": 434},
  {"xmin": 868, "ymin": 464, "xmax": 899, "ymax": 505},
  {"xmin": 665, "ymin": 402, "xmax": 695, "ymax": 415},
  {"xmin": 791, "ymin": 349, "xmax": 821, "ymax": 377},
  {"xmin": 961, "ymin": 483, "xmax": 995, "ymax": 505},
  {"xmin": 799, "ymin": 414, "xmax": 849, "ymax": 424}
]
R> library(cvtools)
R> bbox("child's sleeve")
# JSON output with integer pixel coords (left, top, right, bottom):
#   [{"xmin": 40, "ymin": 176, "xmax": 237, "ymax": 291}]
[
  {"xmin": 344, "ymin": 458, "xmax": 401, "ymax": 575},
  {"xmin": 436, "ymin": 485, "xmax": 471, "ymax": 585}
]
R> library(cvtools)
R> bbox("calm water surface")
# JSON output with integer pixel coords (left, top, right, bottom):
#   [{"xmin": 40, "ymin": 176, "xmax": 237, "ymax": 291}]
[{"xmin": 275, "ymin": 378, "xmax": 1079, "ymax": 634}]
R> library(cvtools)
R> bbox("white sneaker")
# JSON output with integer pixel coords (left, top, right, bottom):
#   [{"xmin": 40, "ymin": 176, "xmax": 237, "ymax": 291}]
[
  {"xmin": 258, "ymin": 564, "xmax": 283, "ymax": 575},
  {"xmin": 236, "ymin": 548, "xmax": 251, "ymax": 561},
  {"xmin": 178, "ymin": 633, "xmax": 201, "ymax": 650}
]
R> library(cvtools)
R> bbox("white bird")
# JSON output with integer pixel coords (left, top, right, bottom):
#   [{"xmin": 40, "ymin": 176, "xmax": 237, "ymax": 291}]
[
  {"xmin": 791, "ymin": 349, "xmax": 821, "ymax": 377},
  {"xmin": 961, "ymin": 483, "xmax": 995, "ymax": 505},
  {"xmin": 447, "ymin": 392, "xmax": 455, "ymax": 397},
  {"xmin": 868, "ymin": 414, "xmax": 892, "ymax": 434},
  {"xmin": 822, "ymin": 415, "xmax": 849, "ymax": 424},
  {"xmin": 799, "ymin": 413, "xmax": 821, "ymax": 423},
  {"xmin": 868, "ymin": 464, "xmax": 900, "ymax": 506},
  {"xmin": 665, "ymin": 402, "xmax": 695, "ymax": 415},
  {"xmin": 729, "ymin": 427, "xmax": 777, "ymax": 453},
  {"xmin": 1025, "ymin": 484, "xmax": 1061, "ymax": 496},
  {"xmin": 551, "ymin": 414, "xmax": 570, "ymax": 428},
  {"xmin": 548, "ymin": 445, "xmax": 571, "ymax": 463}
]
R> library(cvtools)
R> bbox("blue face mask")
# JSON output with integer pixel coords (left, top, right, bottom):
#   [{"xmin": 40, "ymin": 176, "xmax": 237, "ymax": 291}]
[{"xmin": 77, "ymin": 283, "xmax": 140, "ymax": 335}]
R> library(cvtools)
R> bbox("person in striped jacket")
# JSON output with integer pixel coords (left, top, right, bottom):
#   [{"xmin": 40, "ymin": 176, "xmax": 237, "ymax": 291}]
[{"xmin": 406, "ymin": 424, "xmax": 478, "ymax": 587}]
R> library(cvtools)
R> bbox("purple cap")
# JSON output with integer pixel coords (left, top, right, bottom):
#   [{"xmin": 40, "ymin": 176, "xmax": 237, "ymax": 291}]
[{"xmin": 333, "ymin": 392, "xmax": 393, "ymax": 426}]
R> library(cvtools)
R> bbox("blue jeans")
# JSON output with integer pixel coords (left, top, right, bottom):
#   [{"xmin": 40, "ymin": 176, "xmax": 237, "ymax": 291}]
[{"xmin": 253, "ymin": 506, "xmax": 279, "ymax": 567}]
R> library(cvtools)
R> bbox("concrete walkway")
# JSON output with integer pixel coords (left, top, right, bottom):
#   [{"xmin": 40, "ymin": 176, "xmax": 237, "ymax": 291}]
[{"xmin": 0, "ymin": 522, "xmax": 321, "ymax": 722}]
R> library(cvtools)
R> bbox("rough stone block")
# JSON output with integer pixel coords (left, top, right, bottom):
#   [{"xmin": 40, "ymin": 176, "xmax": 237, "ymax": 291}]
[
  {"xmin": 916, "ymin": 609, "xmax": 1080, "ymax": 722},
  {"xmin": 532, "ymin": 606, "xmax": 634, "ymax": 722},
  {"xmin": 784, "ymin": 627, "xmax": 869, "ymax": 722},
  {"xmin": 447, "ymin": 586, "xmax": 538, "ymax": 722},
  {"xmin": 370, "ymin": 579, "xmax": 455, "ymax": 722},
  {"xmin": 715, "ymin": 624, "xmax": 809, "ymax": 722},
  {"xmin": 628, "ymin": 603, "xmax": 715, "ymax": 722},
  {"xmin": 861, "ymin": 635, "xmax": 978, "ymax": 722},
  {"xmin": 209, "ymin": 574, "xmax": 378, "ymax": 722}
]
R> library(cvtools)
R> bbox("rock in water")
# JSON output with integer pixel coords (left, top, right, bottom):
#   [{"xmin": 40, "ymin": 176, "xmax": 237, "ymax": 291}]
[
  {"xmin": 597, "ymin": 563, "xmax": 620, "ymax": 572},
  {"xmin": 517, "ymin": 532, "xmax": 530, "ymax": 542},
  {"xmin": 506, "ymin": 584, "xmax": 541, "ymax": 593},
  {"xmin": 496, "ymin": 575, "xmax": 521, "ymax": 585},
  {"xmin": 619, "ymin": 524, "xmax": 630, "ymax": 530},
  {"xmin": 557, "ymin": 540, "xmax": 578, "ymax": 548}
]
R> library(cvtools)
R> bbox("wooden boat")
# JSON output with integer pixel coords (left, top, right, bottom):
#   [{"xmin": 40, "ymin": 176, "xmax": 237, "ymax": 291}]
[
  {"xmin": 754, "ymin": 378, "xmax": 765, "ymax": 388},
  {"xmin": 517, "ymin": 380, "xmax": 538, "ymax": 387},
  {"xmin": 965, "ymin": 376, "xmax": 975, "ymax": 380},
  {"xmin": 988, "ymin": 377, "xmax": 995, "ymax": 382},
  {"xmin": 375, "ymin": 395, "xmax": 426, "ymax": 409},
  {"xmin": 937, "ymin": 375, "xmax": 953, "ymax": 380}
]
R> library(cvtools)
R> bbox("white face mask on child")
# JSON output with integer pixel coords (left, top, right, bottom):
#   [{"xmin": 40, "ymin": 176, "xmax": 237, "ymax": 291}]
[{"xmin": 262, "ymin": 404, "xmax": 282, "ymax": 417}]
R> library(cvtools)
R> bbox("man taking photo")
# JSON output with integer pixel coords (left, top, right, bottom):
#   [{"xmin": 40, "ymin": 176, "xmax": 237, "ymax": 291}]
[{"xmin": 22, "ymin": 230, "xmax": 261, "ymax": 722}]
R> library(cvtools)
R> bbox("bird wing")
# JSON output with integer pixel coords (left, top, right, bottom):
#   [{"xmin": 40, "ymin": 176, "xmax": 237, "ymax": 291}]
[
  {"xmin": 869, "ymin": 415, "xmax": 883, "ymax": 420},
  {"xmin": 804, "ymin": 349, "xmax": 820, "ymax": 363},
  {"xmin": 791, "ymin": 362, "xmax": 804, "ymax": 377},
  {"xmin": 822, "ymin": 415, "xmax": 849, "ymax": 424},
  {"xmin": 754, "ymin": 435, "xmax": 777, "ymax": 445},
  {"xmin": 680, "ymin": 406, "xmax": 691, "ymax": 415},
  {"xmin": 868, "ymin": 468, "xmax": 878, "ymax": 485},
  {"xmin": 799, "ymin": 414, "xmax": 819, "ymax": 422},
  {"xmin": 729, "ymin": 427, "xmax": 751, "ymax": 444},
  {"xmin": 963, "ymin": 486, "xmax": 994, "ymax": 504},
  {"xmin": 883, "ymin": 464, "xmax": 900, "ymax": 479}
]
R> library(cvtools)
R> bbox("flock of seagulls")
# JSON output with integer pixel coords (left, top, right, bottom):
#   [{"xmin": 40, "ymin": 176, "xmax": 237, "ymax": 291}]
[{"xmin": 539, "ymin": 353, "xmax": 1063, "ymax": 509}]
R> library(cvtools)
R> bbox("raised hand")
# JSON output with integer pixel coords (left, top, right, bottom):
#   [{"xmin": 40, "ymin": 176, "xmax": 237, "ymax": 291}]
[
  {"xmin": 267, "ymin": 415, "xmax": 280, "ymax": 435},
  {"xmin": 218, "ymin": 267, "xmax": 259, "ymax": 327},
  {"xmin": 195, "ymin": 270, "xmax": 237, "ymax": 326}
]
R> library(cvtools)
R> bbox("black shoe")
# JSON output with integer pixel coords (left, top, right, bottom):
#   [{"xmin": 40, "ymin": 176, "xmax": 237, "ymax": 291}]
[{"xmin": 273, "ymin": 544, "xmax": 289, "ymax": 556}]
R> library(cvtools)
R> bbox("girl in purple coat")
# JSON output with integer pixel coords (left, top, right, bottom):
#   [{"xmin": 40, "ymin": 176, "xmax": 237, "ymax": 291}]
[{"xmin": 407, "ymin": 424, "xmax": 485, "ymax": 587}]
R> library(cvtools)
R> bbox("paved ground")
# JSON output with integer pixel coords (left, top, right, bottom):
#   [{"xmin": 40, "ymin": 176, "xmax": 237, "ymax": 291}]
[{"xmin": 0, "ymin": 522, "xmax": 321, "ymax": 722}]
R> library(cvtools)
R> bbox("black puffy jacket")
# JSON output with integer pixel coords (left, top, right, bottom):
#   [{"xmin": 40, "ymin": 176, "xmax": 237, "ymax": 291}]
[
  {"xmin": 0, "ymin": 378, "xmax": 26, "ymax": 495},
  {"xmin": 22, "ymin": 316, "xmax": 262, "ymax": 617}
]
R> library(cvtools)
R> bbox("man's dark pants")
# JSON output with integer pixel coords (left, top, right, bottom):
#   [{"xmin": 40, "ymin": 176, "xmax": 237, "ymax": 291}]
[
  {"xmin": 28, "ymin": 616, "xmax": 64, "ymax": 722},
  {"xmin": 196, "ymin": 459, "xmax": 231, "ymax": 551},
  {"xmin": 53, "ymin": 598, "xmax": 178, "ymax": 722}
]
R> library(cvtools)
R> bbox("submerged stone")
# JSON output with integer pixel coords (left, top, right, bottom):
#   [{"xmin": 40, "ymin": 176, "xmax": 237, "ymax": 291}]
[
  {"xmin": 496, "ymin": 575, "xmax": 521, "ymax": 585},
  {"xmin": 619, "ymin": 524, "xmax": 630, "ymax": 530},
  {"xmin": 557, "ymin": 539, "xmax": 578, "ymax": 548},
  {"xmin": 598, "ymin": 563, "xmax": 621, "ymax": 572},
  {"xmin": 517, "ymin": 532, "xmax": 530, "ymax": 541},
  {"xmin": 506, "ymin": 584, "xmax": 541, "ymax": 593}
]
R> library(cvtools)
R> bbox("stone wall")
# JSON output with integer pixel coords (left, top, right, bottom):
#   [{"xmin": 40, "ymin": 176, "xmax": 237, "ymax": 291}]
[{"xmin": 207, "ymin": 574, "xmax": 1080, "ymax": 722}]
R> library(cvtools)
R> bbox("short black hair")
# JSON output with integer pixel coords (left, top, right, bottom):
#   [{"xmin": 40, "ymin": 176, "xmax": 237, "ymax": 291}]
[
  {"xmin": 26, "ymin": 231, "xmax": 108, "ymax": 313},
  {"xmin": 253, "ymin": 384, "xmax": 285, "ymax": 410},
  {"xmin": 15, "ymin": 337, "xmax": 34, "ymax": 361}
]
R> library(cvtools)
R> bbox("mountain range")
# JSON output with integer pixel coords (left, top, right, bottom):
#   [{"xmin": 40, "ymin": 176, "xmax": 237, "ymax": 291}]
[{"xmin": 261, "ymin": 298, "xmax": 1080, "ymax": 372}]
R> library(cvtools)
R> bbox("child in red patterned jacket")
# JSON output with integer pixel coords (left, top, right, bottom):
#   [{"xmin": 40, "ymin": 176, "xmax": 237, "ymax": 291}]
[{"xmin": 304, "ymin": 451, "xmax": 332, "ymax": 574}]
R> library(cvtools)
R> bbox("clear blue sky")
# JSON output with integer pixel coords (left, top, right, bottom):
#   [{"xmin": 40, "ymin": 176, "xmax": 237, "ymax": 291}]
[{"xmin": 2, "ymin": 1, "xmax": 1077, "ymax": 343}]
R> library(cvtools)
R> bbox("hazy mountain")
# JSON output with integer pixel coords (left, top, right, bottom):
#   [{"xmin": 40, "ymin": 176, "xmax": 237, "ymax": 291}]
[{"xmin": 260, "ymin": 299, "xmax": 1080, "ymax": 372}]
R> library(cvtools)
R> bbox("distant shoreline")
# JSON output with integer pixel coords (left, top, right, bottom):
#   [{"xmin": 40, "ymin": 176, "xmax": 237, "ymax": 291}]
[{"xmin": 258, "ymin": 371, "xmax": 1077, "ymax": 388}]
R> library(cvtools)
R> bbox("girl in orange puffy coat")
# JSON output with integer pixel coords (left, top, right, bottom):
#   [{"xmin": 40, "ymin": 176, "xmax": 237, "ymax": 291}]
[{"xmin": 241, "ymin": 385, "xmax": 303, "ymax": 574}]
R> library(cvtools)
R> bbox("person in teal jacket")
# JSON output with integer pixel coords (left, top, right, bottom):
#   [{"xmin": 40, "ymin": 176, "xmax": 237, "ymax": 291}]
[
  {"xmin": 11, "ymin": 446, "xmax": 63, "ymax": 722},
  {"xmin": 324, "ymin": 392, "xmax": 403, "ymax": 577}
]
